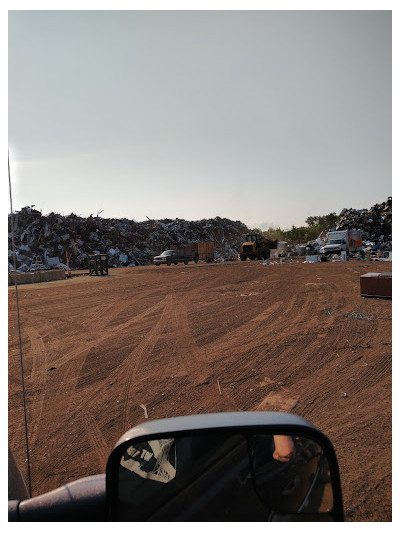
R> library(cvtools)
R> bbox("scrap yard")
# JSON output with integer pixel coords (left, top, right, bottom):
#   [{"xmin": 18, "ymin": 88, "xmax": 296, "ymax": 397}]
[
  {"xmin": 8, "ymin": 258, "xmax": 392, "ymax": 521},
  {"xmin": 8, "ymin": 9, "xmax": 392, "ymax": 521}
]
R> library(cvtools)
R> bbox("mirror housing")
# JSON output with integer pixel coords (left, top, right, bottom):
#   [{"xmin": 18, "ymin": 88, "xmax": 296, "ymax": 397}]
[{"xmin": 106, "ymin": 412, "xmax": 344, "ymax": 521}]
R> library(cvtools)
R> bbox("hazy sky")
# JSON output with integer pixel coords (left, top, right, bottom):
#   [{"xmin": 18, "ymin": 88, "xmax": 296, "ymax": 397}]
[{"xmin": 8, "ymin": 8, "xmax": 392, "ymax": 229}]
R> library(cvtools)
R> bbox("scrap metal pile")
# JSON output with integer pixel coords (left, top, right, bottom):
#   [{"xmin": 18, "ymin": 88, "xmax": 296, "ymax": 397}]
[
  {"xmin": 8, "ymin": 207, "xmax": 249, "ymax": 271},
  {"xmin": 335, "ymin": 197, "xmax": 392, "ymax": 251}
]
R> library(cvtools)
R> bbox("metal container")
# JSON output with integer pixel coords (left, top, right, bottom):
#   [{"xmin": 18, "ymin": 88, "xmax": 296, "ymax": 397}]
[
  {"xmin": 360, "ymin": 272, "xmax": 392, "ymax": 299},
  {"xmin": 88, "ymin": 254, "xmax": 109, "ymax": 276}
]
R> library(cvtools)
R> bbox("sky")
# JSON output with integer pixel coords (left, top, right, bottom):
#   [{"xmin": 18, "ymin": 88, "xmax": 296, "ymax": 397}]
[{"xmin": 8, "ymin": 5, "xmax": 392, "ymax": 230}]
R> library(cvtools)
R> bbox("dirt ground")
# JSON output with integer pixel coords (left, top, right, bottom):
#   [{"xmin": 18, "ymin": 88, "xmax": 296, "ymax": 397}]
[{"xmin": 8, "ymin": 259, "xmax": 392, "ymax": 521}]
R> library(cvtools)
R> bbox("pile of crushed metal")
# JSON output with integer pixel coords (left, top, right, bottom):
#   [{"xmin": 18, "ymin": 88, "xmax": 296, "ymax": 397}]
[
  {"xmin": 8, "ymin": 207, "xmax": 249, "ymax": 272},
  {"xmin": 335, "ymin": 197, "xmax": 392, "ymax": 251}
]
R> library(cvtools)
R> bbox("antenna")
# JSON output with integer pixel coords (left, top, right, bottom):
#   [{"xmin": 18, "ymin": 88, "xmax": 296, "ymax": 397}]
[{"xmin": 8, "ymin": 152, "xmax": 32, "ymax": 497}]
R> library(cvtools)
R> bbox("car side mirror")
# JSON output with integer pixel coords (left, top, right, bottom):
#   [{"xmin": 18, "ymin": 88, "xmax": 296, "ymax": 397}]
[{"xmin": 106, "ymin": 412, "xmax": 344, "ymax": 521}]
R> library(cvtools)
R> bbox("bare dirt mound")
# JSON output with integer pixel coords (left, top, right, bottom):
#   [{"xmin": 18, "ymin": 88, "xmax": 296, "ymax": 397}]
[{"xmin": 8, "ymin": 260, "xmax": 392, "ymax": 521}]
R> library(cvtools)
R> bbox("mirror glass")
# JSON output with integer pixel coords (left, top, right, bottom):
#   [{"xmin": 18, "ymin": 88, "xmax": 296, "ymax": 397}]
[{"xmin": 113, "ymin": 431, "xmax": 334, "ymax": 521}]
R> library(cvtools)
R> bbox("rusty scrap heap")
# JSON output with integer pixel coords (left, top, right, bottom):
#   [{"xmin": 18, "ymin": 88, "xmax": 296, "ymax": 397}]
[
  {"xmin": 8, "ymin": 207, "xmax": 249, "ymax": 272},
  {"xmin": 335, "ymin": 197, "xmax": 392, "ymax": 247}
]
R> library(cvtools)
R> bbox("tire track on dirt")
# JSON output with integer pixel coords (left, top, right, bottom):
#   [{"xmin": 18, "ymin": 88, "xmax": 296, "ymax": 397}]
[
  {"xmin": 263, "ymin": 280, "xmax": 349, "ymax": 417},
  {"xmin": 171, "ymin": 291, "xmax": 239, "ymax": 411},
  {"xmin": 291, "ymin": 318, "xmax": 385, "ymax": 421},
  {"xmin": 275, "ymin": 291, "xmax": 344, "ymax": 376},
  {"xmin": 198, "ymin": 285, "xmax": 316, "ymax": 411},
  {"xmin": 15, "ymin": 297, "xmax": 134, "ymax": 385},
  {"xmin": 70, "ymin": 294, "xmax": 173, "ymax": 394},
  {"xmin": 20, "ymin": 294, "xmax": 148, "ymax": 445},
  {"xmin": 223, "ymin": 280, "xmax": 340, "ymax": 413},
  {"xmin": 40, "ymin": 356, "xmax": 88, "ymax": 434},
  {"xmin": 81, "ymin": 412, "xmax": 110, "ymax": 470},
  {"xmin": 43, "ymin": 295, "xmax": 170, "ymax": 373},
  {"xmin": 34, "ymin": 291, "xmax": 183, "ymax": 447},
  {"xmin": 201, "ymin": 298, "xmax": 285, "ymax": 359},
  {"xmin": 212, "ymin": 285, "xmax": 313, "ymax": 366},
  {"xmin": 344, "ymin": 353, "xmax": 391, "ymax": 396},
  {"xmin": 24, "ymin": 326, "xmax": 48, "ymax": 446},
  {"xmin": 82, "ymin": 298, "xmax": 118, "ymax": 323},
  {"xmin": 29, "ymin": 294, "xmax": 172, "ymax": 464},
  {"xmin": 171, "ymin": 291, "xmax": 215, "ymax": 382},
  {"xmin": 108, "ymin": 277, "xmax": 230, "ymax": 430},
  {"xmin": 115, "ymin": 294, "xmax": 175, "ymax": 435},
  {"xmin": 293, "ymin": 349, "xmax": 391, "ymax": 420}
]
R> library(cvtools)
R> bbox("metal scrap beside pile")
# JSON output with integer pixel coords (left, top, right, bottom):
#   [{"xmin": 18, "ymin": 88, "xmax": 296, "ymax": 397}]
[
  {"xmin": 336, "ymin": 197, "xmax": 392, "ymax": 252},
  {"xmin": 8, "ymin": 208, "xmax": 248, "ymax": 272}
]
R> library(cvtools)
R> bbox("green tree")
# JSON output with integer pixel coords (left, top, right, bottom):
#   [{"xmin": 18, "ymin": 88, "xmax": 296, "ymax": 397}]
[
  {"xmin": 305, "ymin": 212, "xmax": 338, "ymax": 229},
  {"xmin": 261, "ymin": 227, "xmax": 285, "ymax": 241},
  {"xmin": 250, "ymin": 211, "xmax": 339, "ymax": 245}
]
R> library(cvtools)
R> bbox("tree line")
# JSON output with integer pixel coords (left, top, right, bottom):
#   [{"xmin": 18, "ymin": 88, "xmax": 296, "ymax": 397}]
[{"xmin": 252, "ymin": 212, "xmax": 339, "ymax": 244}]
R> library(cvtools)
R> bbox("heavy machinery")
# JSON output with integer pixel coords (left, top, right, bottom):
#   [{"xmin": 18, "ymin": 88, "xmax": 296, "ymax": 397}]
[{"xmin": 240, "ymin": 234, "xmax": 278, "ymax": 261}]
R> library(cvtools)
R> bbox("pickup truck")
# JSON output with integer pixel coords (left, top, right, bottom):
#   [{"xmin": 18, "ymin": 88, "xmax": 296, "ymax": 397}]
[
  {"xmin": 153, "ymin": 250, "xmax": 192, "ymax": 266},
  {"xmin": 153, "ymin": 242, "xmax": 214, "ymax": 266}
]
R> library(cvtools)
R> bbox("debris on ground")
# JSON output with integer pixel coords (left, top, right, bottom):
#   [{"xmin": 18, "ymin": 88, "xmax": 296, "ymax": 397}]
[{"xmin": 140, "ymin": 404, "xmax": 149, "ymax": 419}]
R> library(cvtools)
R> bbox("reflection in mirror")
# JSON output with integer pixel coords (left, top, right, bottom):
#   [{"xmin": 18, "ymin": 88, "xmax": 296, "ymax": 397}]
[{"xmin": 116, "ymin": 432, "xmax": 334, "ymax": 521}]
